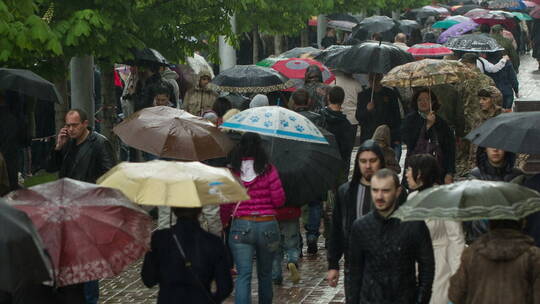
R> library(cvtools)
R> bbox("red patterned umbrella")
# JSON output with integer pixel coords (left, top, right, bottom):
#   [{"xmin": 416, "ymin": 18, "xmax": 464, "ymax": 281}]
[
  {"xmin": 270, "ymin": 58, "xmax": 335, "ymax": 92},
  {"xmin": 4, "ymin": 178, "xmax": 152, "ymax": 287},
  {"xmin": 407, "ymin": 43, "xmax": 453, "ymax": 58}
]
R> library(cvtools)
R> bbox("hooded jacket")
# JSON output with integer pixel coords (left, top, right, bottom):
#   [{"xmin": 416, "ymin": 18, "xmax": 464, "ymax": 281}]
[
  {"xmin": 183, "ymin": 70, "xmax": 218, "ymax": 116},
  {"xmin": 372, "ymin": 125, "xmax": 401, "ymax": 174},
  {"xmin": 320, "ymin": 107, "xmax": 355, "ymax": 172},
  {"xmin": 161, "ymin": 68, "xmax": 180, "ymax": 105},
  {"xmin": 327, "ymin": 140, "xmax": 386, "ymax": 271},
  {"xmin": 470, "ymin": 147, "xmax": 522, "ymax": 182},
  {"xmin": 449, "ymin": 229, "xmax": 540, "ymax": 304}
]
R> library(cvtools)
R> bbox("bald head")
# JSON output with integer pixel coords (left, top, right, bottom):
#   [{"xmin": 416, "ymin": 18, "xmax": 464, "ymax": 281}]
[{"xmin": 394, "ymin": 33, "xmax": 407, "ymax": 43}]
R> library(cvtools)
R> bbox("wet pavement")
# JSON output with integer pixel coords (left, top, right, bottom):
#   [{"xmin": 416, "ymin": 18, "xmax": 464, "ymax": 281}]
[{"xmin": 99, "ymin": 53, "xmax": 540, "ymax": 304}]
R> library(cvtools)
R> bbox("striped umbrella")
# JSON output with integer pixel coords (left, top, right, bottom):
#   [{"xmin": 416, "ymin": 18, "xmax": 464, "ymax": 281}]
[{"xmin": 407, "ymin": 43, "xmax": 454, "ymax": 58}]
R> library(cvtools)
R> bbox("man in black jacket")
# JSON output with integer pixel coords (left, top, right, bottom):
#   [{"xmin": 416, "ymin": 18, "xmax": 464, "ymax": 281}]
[
  {"xmin": 349, "ymin": 169, "xmax": 435, "ymax": 304},
  {"xmin": 326, "ymin": 140, "xmax": 385, "ymax": 301},
  {"xmin": 46, "ymin": 108, "xmax": 117, "ymax": 304}
]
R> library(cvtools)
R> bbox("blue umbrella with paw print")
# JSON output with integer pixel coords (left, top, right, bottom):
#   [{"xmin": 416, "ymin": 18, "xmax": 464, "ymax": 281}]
[{"xmin": 220, "ymin": 106, "xmax": 329, "ymax": 144}]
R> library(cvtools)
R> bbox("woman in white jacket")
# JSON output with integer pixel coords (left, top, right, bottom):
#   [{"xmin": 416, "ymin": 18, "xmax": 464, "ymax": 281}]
[{"xmin": 405, "ymin": 154, "xmax": 465, "ymax": 304}]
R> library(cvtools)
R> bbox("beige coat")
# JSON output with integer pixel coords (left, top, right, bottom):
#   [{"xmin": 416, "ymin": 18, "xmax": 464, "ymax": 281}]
[
  {"xmin": 334, "ymin": 72, "xmax": 362, "ymax": 125},
  {"xmin": 182, "ymin": 70, "xmax": 218, "ymax": 116}
]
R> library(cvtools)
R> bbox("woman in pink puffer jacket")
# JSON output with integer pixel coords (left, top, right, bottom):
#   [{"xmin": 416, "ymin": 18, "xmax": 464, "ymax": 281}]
[{"xmin": 221, "ymin": 132, "xmax": 285, "ymax": 304}]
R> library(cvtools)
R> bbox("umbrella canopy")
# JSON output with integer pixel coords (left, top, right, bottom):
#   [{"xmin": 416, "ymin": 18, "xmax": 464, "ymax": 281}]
[
  {"xmin": 113, "ymin": 106, "xmax": 234, "ymax": 161},
  {"xmin": 444, "ymin": 33, "xmax": 504, "ymax": 52},
  {"xmin": 523, "ymin": 0, "xmax": 537, "ymax": 7},
  {"xmin": 381, "ymin": 59, "xmax": 477, "ymax": 87},
  {"xmin": 446, "ymin": 15, "xmax": 473, "ymax": 23},
  {"xmin": 313, "ymin": 45, "xmax": 352, "ymax": 63},
  {"xmin": 186, "ymin": 53, "xmax": 215, "ymax": 78},
  {"xmin": 438, "ymin": 20, "xmax": 479, "ymax": 44},
  {"xmin": 4, "ymin": 178, "xmax": 152, "ymax": 287},
  {"xmin": 531, "ymin": 6, "xmax": 540, "ymax": 18},
  {"xmin": 351, "ymin": 15, "xmax": 400, "ymax": 42},
  {"xmin": 326, "ymin": 13, "xmax": 360, "ymax": 24},
  {"xmin": 261, "ymin": 134, "xmax": 342, "ymax": 206},
  {"xmin": 280, "ymin": 47, "xmax": 321, "ymax": 59},
  {"xmin": 269, "ymin": 58, "xmax": 335, "ymax": 91},
  {"xmin": 432, "ymin": 19, "xmax": 461, "ymax": 28},
  {"xmin": 97, "ymin": 161, "xmax": 249, "ymax": 207},
  {"xmin": 489, "ymin": 0, "xmax": 527, "ymax": 9},
  {"xmin": 470, "ymin": 9, "xmax": 515, "ymax": 19},
  {"xmin": 0, "ymin": 68, "xmax": 62, "ymax": 103},
  {"xmin": 220, "ymin": 106, "xmax": 328, "ymax": 144},
  {"xmin": 464, "ymin": 8, "xmax": 490, "ymax": 18},
  {"xmin": 407, "ymin": 43, "xmax": 454, "ymax": 58},
  {"xmin": 465, "ymin": 112, "xmax": 540, "ymax": 154},
  {"xmin": 256, "ymin": 57, "xmax": 284, "ymax": 67},
  {"xmin": 320, "ymin": 40, "xmax": 414, "ymax": 74},
  {"xmin": 128, "ymin": 48, "xmax": 169, "ymax": 66},
  {"xmin": 398, "ymin": 19, "xmax": 422, "ymax": 36},
  {"xmin": 454, "ymin": 4, "xmax": 482, "ymax": 15},
  {"xmin": 0, "ymin": 199, "xmax": 53, "ymax": 292},
  {"xmin": 512, "ymin": 11, "xmax": 533, "ymax": 20},
  {"xmin": 411, "ymin": 7, "xmax": 445, "ymax": 20},
  {"xmin": 328, "ymin": 20, "xmax": 357, "ymax": 32},
  {"xmin": 392, "ymin": 180, "xmax": 540, "ymax": 221},
  {"xmin": 423, "ymin": 5, "xmax": 451, "ymax": 15},
  {"xmin": 211, "ymin": 65, "xmax": 294, "ymax": 93}
]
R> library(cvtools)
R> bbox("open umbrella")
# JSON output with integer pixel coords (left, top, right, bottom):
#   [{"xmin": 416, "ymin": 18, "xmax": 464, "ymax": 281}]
[
  {"xmin": 186, "ymin": 53, "xmax": 215, "ymax": 78},
  {"xmin": 407, "ymin": 43, "xmax": 454, "ymax": 58},
  {"xmin": 398, "ymin": 19, "xmax": 422, "ymax": 36},
  {"xmin": 523, "ymin": 0, "xmax": 537, "ymax": 7},
  {"xmin": 444, "ymin": 33, "xmax": 504, "ymax": 52},
  {"xmin": 4, "ymin": 178, "xmax": 152, "ymax": 287},
  {"xmin": 530, "ymin": 6, "xmax": 540, "ymax": 18},
  {"xmin": 319, "ymin": 40, "xmax": 414, "ymax": 74},
  {"xmin": 0, "ymin": 68, "xmax": 62, "ymax": 103},
  {"xmin": 392, "ymin": 180, "xmax": 540, "ymax": 221},
  {"xmin": 97, "ymin": 161, "xmax": 249, "ymax": 207},
  {"xmin": 489, "ymin": 0, "xmax": 527, "ymax": 9},
  {"xmin": 280, "ymin": 47, "xmax": 321, "ymax": 59},
  {"xmin": 128, "ymin": 48, "xmax": 169, "ymax": 66},
  {"xmin": 446, "ymin": 15, "xmax": 473, "ymax": 23},
  {"xmin": 511, "ymin": 12, "xmax": 533, "ymax": 20},
  {"xmin": 454, "ymin": 4, "xmax": 482, "ymax": 15},
  {"xmin": 410, "ymin": 7, "xmax": 444, "ymax": 20},
  {"xmin": 113, "ymin": 106, "xmax": 234, "ymax": 161},
  {"xmin": 268, "ymin": 58, "xmax": 335, "ymax": 91},
  {"xmin": 464, "ymin": 8, "xmax": 490, "ymax": 18},
  {"xmin": 211, "ymin": 65, "xmax": 294, "ymax": 93},
  {"xmin": 381, "ymin": 59, "xmax": 477, "ymax": 87},
  {"xmin": 220, "ymin": 106, "xmax": 328, "ymax": 144},
  {"xmin": 0, "ymin": 199, "xmax": 53, "ymax": 292},
  {"xmin": 314, "ymin": 45, "xmax": 352, "ymax": 63},
  {"xmin": 432, "ymin": 19, "xmax": 461, "ymax": 29},
  {"xmin": 465, "ymin": 112, "xmax": 540, "ymax": 154},
  {"xmin": 256, "ymin": 57, "xmax": 285, "ymax": 67},
  {"xmin": 326, "ymin": 13, "xmax": 360, "ymax": 24},
  {"xmin": 438, "ymin": 20, "xmax": 479, "ymax": 44},
  {"xmin": 328, "ymin": 20, "xmax": 357, "ymax": 31},
  {"xmin": 351, "ymin": 15, "xmax": 400, "ymax": 42}
]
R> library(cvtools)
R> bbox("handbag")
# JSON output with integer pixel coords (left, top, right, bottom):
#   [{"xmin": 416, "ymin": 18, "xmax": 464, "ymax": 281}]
[{"xmin": 412, "ymin": 123, "xmax": 444, "ymax": 168}]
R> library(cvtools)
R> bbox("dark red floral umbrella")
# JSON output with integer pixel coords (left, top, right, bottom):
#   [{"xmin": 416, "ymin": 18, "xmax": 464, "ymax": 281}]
[
  {"xmin": 270, "ymin": 58, "xmax": 335, "ymax": 92},
  {"xmin": 4, "ymin": 178, "xmax": 152, "ymax": 287},
  {"xmin": 407, "ymin": 43, "xmax": 454, "ymax": 58}
]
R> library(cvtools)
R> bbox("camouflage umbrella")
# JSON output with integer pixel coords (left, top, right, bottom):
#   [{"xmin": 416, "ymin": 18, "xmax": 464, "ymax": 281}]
[{"xmin": 381, "ymin": 59, "xmax": 477, "ymax": 88}]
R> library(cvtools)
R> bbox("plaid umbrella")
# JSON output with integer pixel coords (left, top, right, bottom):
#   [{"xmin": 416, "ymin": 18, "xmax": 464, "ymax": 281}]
[
  {"xmin": 407, "ymin": 43, "xmax": 454, "ymax": 58},
  {"xmin": 381, "ymin": 59, "xmax": 477, "ymax": 87}
]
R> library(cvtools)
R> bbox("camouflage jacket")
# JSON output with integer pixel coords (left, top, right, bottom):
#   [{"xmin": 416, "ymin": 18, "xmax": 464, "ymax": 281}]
[{"xmin": 457, "ymin": 71, "xmax": 495, "ymax": 135}]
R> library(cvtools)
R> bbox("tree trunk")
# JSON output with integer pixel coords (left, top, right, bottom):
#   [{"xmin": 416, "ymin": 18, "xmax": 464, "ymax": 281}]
[
  {"xmin": 70, "ymin": 56, "xmax": 95, "ymax": 128},
  {"xmin": 274, "ymin": 34, "xmax": 283, "ymax": 55},
  {"xmin": 252, "ymin": 25, "xmax": 260, "ymax": 63},
  {"xmin": 99, "ymin": 63, "xmax": 119, "ymax": 159}
]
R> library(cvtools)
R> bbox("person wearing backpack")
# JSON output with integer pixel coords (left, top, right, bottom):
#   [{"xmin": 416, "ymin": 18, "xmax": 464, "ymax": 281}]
[{"xmin": 401, "ymin": 88, "xmax": 455, "ymax": 186}]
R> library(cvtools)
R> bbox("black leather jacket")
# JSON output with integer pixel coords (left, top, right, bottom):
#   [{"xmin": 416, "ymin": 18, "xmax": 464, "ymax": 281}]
[
  {"xmin": 349, "ymin": 210, "xmax": 435, "ymax": 304},
  {"xmin": 46, "ymin": 131, "xmax": 116, "ymax": 183}
]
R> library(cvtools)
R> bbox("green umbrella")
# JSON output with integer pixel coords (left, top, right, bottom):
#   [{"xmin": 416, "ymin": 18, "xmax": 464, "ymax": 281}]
[
  {"xmin": 392, "ymin": 180, "xmax": 540, "ymax": 222},
  {"xmin": 511, "ymin": 12, "xmax": 532, "ymax": 21},
  {"xmin": 432, "ymin": 19, "xmax": 460, "ymax": 29},
  {"xmin": 256, "ymin": 57, "xmax": 284, "ymax": 67}
]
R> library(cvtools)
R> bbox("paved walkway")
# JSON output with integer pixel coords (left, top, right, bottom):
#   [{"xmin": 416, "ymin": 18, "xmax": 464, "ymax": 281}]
[{"xmin": 99, "ymin": 53, "xmax": 540, "ymax": 304}]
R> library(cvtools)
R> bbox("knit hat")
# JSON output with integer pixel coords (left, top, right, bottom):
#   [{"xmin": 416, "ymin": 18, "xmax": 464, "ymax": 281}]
[{"xmin": 249, "ymin": 94, "xmax": 269, "ymax": 108}]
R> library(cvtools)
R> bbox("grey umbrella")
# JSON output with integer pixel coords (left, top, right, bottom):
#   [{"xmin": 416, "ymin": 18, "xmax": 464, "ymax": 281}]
[{"xmin": 444, "ymin": 34, "xmax": 504, "ymax": 52}]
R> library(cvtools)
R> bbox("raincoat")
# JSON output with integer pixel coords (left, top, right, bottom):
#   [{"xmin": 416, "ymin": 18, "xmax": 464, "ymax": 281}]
[{"xmin": 182, "ymin": 70, "xmax": 218, "ymax": 116}]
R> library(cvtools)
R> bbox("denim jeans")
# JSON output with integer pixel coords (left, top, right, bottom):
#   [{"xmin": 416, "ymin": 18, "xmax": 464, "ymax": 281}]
[
  {"xmin": 229, "ymin": 219, "xmax": 280, "ymax": 304},
  {"xmin": 83, "ymin": 280, "xmax": 99, "ymax": 304},
  {"xmin": 305, "ymin": 201, "xmax": 322, "ymax": 243},
  {"xmin": 272, "ymin": 219, "xmax": 301, "ymax": 281}
]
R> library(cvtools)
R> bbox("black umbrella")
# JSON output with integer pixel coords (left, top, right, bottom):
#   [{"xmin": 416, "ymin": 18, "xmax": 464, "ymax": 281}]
[
  {"xmin": 0, "ymin": 68, "xmax": 61, "ymax": 103},
  {"xmin": 262, "ymin": 132, "xmax": 343, "ymax": 206},
  {"xmin": 326, "ymin": 13, "xmax": 361, "ymax": 24},
  {"xmin": 314, "ymin": 45, "xmax": 352, "ymax": 63},
  {"xmin": 410, "ymin": 7, "xmax": 442, "ymax": 20},
  {"xmin": 398, "ymin": 19, "xmax": 422, "ymax": 36},
  {"xmin": 444, "ymin": 33, "xmax": 504, "ymax": 52},
  {"xmin": 351, "ymin": 15, "xmax": 400, "ymax": 42},
  {"xmin": 212, "ymin": 65, "xmax": 294, "ymax": 93},
  {"xmin": 320, "ymin": 40, "xmax": 414, "ymax": 74},
  {"xmin": 454, "ymin": 4, "xmax": 481, "ymax": 15},
  {"xmin": 466, "ymin": 112, "xmax": 540, "ymax": 154},
  {"xmin": 280, "ymin": 47, "xmax": 321, "ymax": 59},
  {"xmin": 0, "ymin": 199, "xmax": 53, "ymax": 292},
  {"xmin": 127, "ymin": 48, "xmax": 169, "ymax": 67}
]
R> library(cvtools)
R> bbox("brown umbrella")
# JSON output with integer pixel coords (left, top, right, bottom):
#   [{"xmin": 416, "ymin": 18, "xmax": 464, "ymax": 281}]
[{"xmin": 114, "ymin": 106, "xmax": 234, "ymax": 160}]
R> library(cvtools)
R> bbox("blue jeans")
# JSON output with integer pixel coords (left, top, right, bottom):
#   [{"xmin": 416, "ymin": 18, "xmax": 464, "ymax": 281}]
[
  {"xmin": 84, "ymin": 281, "xmax": 99, "ymax": 304},
  {"xmin": 272, "ymin": 219, "xmax": 301, "ymax": 281},
  {"xmin": 503, "ymin": 94, "xmax": 514, "ymax": 109},
  {"xmin": 229, "ymin": 219, "xmax": 280, "ymax": 304},
  {"xmin": 306, "ymin": 201, "xmax": 322, "ymax": 243}
]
